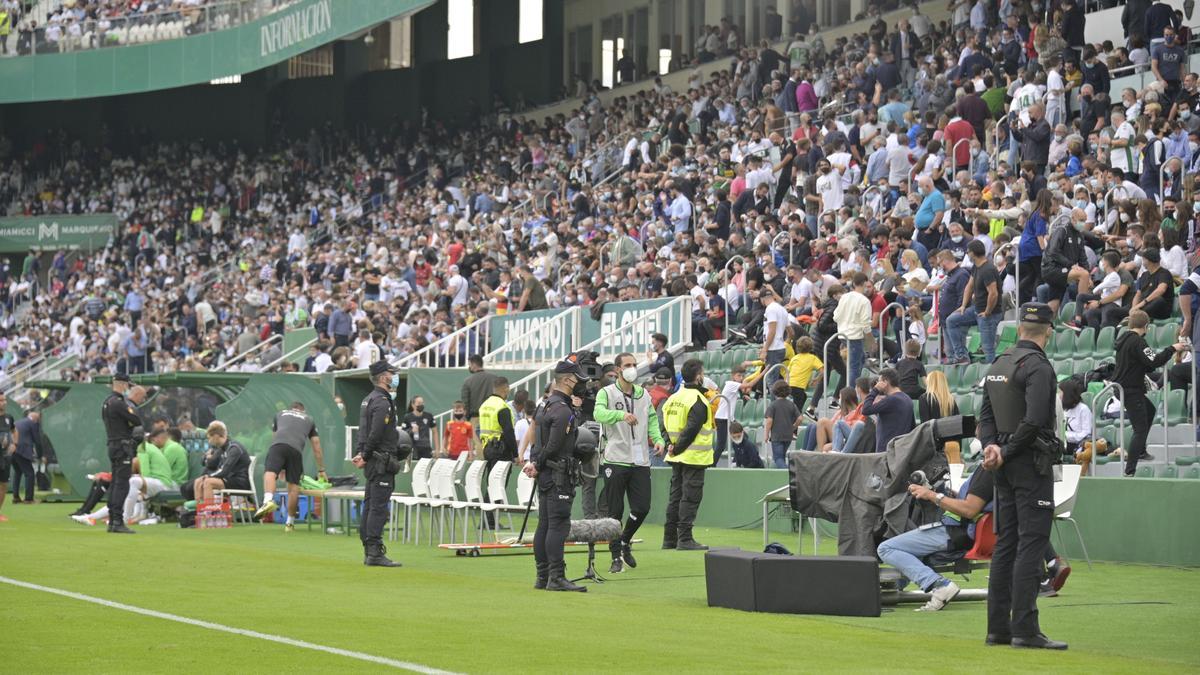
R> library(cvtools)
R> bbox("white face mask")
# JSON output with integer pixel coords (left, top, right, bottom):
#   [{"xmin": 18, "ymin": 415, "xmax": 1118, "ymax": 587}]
[
  {"xmin": 621, "ymin": 366, "xmax": 638, "ymax": 383},
  {"xmin": 731, "ymin": 435, "xmax": 745, "ymax": 445}
]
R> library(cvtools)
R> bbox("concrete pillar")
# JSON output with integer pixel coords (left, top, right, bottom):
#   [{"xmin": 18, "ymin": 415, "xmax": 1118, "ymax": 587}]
[
  {"xmin": 779, "ymin": 0, "xmax": 791, "ymax": 38},
  {"xmin": 849, "ymin": 0, "xmax": 865, "ymax": 22},
  {"xmin": 705, "ymin": 0, "xmax": 722, "ymax": 27},
  {"xmin": 744, "ymin": 0, "xmax": 754, "ymax": 44},
  {"xmin": 815, "ymin": 0, "xmax": 826, "ymax": 29}
]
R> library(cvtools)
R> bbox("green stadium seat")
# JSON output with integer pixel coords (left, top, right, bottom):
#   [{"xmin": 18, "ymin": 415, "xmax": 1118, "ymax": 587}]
[
  {"xmin": 959, "ymin": 394, "xmax": 976, "ymax": 417},
  {"xmin": 1136, "ymin": 465, "xmax": 1155, "ymax": 478},
  {"xmin": 1186, "ymin": 466, "xmax": 1200, "ymax": 479},
  {"xmin": 944, "ymin": 365, "xmax": 962, "ymax": 390},
  {"xmin": 1059, "ymin": 301, "xmax": 1075, "ymax": 322},
  {"xmin": 1176, "ymin": 456, "xmax": 1199, "ymax": 466},
  {"xmin": 1074, "ymin": 327, "xmax": 1095, "ymax": 356},
  {"xmin": 1093, "ymin": 326, "xmax": 1115, "ymax": 359},
  {"xmin": 996, "ymin": 324, "xmax": 1018, "ymax": 354},
  {"xmin": 1054, "ymin": 331, "xmax": 1074, "ymax": 357},
  {"xmin": 1158, "ymin": 465, "xmax": 1178, "ymax": 479},
  {"xmin": 1167, "ymin": 390, "xmax": 1187, "ymax": 424}
]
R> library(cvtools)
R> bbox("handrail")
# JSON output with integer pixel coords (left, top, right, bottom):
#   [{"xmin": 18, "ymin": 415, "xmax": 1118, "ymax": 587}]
[
  {"xmin": 1047, "ymin": 213, "xmax": 1072, "ymax": 233},
  {"xmin": 215, "ymin": 333, "xmax": 281, "ymax": 372},
  {"xmin": 1102, "ymin": 186, "xmax": 1122, "ymax": 233},
  {"xmin": 821, "ymin": 332, "xmax": 848, "ymax": 416},
  {"xmin": 878, "ymin": 301, "xmax": 907, "ymax": 366},
  {"xmin": 760, "ymin": 362, "xmax": 787, "ymax": 400},
  {"xmin": 949, "ymin": 138, "xmax": 971, "ymax": 177},
  {"xmin": 393, "ymin": 317, "xmax": 493, "ymax": 370},
  {"xmin": 992, "ymin": 123, "xmax": 1003, "ymax": 171},
  {"xmin": 1159, "ymin": 157, "xmax": 1182, "ymax": 205},
  {"xmin": 261, "ymin": 335, "xmax": 317, "ymax": 373},
  {"xmin": 722, "ymin": 255, "xmax": 746, "ymax": 335},
  {"xmin": 1088, "ymin": 381, "xmax": 1124, "ymax": 477}
]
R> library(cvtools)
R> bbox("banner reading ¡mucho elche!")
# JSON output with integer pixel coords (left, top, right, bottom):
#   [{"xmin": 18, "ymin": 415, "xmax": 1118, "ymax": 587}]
[
  {"xmin": 490, "ymin": 298, "xmax": 682, "ymax": 360},
  {"xmin": 0, "ymin": 214, "xmax": 116, "ymax": 252}
]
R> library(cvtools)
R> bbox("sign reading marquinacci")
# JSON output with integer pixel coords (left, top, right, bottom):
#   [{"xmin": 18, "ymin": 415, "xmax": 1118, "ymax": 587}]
[{"xmin": 260, "ymin": 0, "xmax": 333, "ymax": 57}]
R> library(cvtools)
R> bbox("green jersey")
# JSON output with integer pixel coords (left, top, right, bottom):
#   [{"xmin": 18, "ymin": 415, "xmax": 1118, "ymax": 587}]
[
  {"xmin": 160, "ymin": 440, "xmax": 189, "ymax": 486},
  {"xmin": 137, "ymin": 444, "xmax": 177, "ymax": 487}
]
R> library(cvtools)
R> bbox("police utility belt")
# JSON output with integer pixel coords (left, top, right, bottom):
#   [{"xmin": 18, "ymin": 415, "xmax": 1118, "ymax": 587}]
[
  {"xmin": 539, "ymin": 455, "xmax": 582, "ymax": 487},
  {"xmin": 369, "ymin": 446, "xmax": 410, "ymax": 475}
]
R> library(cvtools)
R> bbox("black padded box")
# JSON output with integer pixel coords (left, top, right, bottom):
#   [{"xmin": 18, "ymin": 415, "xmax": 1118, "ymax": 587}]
[{"xmin": 705, "ymin": 549, "xmax": 881, "ymax": 617}]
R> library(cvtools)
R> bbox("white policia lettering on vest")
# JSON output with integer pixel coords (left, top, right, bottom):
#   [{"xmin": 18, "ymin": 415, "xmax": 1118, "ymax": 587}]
[{"xmin": 260, "ymin": 0, "xmax": 333, "ymax": 58}]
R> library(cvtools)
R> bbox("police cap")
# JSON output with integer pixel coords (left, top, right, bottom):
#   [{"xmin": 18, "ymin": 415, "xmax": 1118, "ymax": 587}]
[
  {"xmin": 113, "ymin": 373, "xmax": 132, "ymax": 383},
  {"xmin": 1018, "ymin": 302, "xmax": 1054, "ymax": 325},
  {"xmin": 554, "ymin": 359, "xmax": 590, "ymax": 380},
  {"xmin": 369, "ymin": 360, "xmax": 399, "ymax": 377}
]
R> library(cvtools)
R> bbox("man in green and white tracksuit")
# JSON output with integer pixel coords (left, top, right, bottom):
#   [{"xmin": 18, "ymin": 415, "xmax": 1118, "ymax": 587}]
[{"xmin": 594, "ymin": 352, "xmax": 665, "ymax": 574}]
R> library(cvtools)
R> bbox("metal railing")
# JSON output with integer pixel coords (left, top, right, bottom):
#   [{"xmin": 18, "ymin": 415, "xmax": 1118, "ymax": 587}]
[
  {"xmin": 721, "ymin": 255, "xmax": 746, "ymax": 337},
  {"xmin": 393, "ymin": 317, "xmax": 493, "ymax": 371},
  {"xmin": 949, "ymin": 139, "xmax": 971, "ymax": 178},
  {"xmin": 214, "ymin": 333, "xmax": 281, "ymax": 372},
  {"xmin": 13, "ymin": 0, "xmax": 300, "ymax": 56},
  {"xmin": 261, "ymin": 335, "xmax": 317, "ymax": 372},
  {"xmin": 878, "ymin": 301, "xmax": 907, "ymax": 366},
  {"xmin": 821, "ymin": 332, "xmax": 848, "ymax": 417}
]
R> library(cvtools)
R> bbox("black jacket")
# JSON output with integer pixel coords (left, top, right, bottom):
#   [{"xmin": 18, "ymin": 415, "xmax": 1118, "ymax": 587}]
[
  {"xmin": 357, "ymin": 386, "xmax": 400, "ymax": 460},
  {"xmin": 1112, "ymin": 331, "xmax": 1176, "ymax": 394},
  {"xmin": 1013, "ymin": 118, "xmax": 1052, "ymax": 167},
  {"xmin": 210, "ymin": 439, "xmax": 250, "ymax": 483}
]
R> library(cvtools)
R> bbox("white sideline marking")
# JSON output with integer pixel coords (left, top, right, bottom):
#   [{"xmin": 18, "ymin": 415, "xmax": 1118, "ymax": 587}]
[{"xmin": 0, "ymin": 575, "xmax": 458, "ymax": 674}]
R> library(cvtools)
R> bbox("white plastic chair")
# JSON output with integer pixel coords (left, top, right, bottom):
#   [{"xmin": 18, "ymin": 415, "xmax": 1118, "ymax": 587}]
[
  {"xmin": 461, "ymin": 460, "xmax": 498, "ymax": 542},
  {"xmin": 390, "ymin": 458, "xmax": 431, "ymax": 543},
  {"xmin": 213, "ymin": 455, "xmax": 258, "ymax": 524},
  {"xmin": 433, "ymin": 457, "xmax": 474, "ymax": 543},
  {"xmin": 515, "ymin": 468, "xmax": 538, "ymax": 511},
  {"xmin": 1053, "ymin": 464, "xmax": 1091, "ymax": 569}
]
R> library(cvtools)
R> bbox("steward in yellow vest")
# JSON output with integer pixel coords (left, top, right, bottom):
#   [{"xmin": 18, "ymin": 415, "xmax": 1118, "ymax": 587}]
[{"xmin": 661, "ymin": 357, "xmax": 713, "ymax": 551}]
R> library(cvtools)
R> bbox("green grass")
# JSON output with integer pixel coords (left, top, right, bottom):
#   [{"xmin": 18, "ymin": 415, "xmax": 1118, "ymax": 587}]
[{"xmin": 2, "ymin": 504, "xmax": 1197, "ymax": 673}]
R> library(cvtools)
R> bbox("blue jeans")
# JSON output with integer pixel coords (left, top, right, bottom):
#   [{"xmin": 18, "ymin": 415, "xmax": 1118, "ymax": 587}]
[
  {"xmin": 847, "ymin": 339, "xmax": 865, "ymax": 387},
  {"xmin": 771, "ymin": 440, "xmax": 791, "ymax": 469},
  {"xmin": 833, "ymin": 419, "xmax": 866, "ymax": 453},
  {"xmin": 976, "ymin": 311, "xmax": 1002, "ymax": 364},
  {"xmin": 945, "ymin": 307, "xmax": 977, "ymax": 360},
  {"xmin": 877, "ymin": 523, "xmax": 953, "ymax": 592},
  {"xmin": 766, "ymin": 348, "xmax": 786, "ymax": 388}
]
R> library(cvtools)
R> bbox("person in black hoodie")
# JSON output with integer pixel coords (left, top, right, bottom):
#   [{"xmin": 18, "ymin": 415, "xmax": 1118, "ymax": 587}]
[
  {"xmin": 1111, "ymin": 310, "xmax": 1189, "ymax": 476},
  {"xmin": 809, "ymin": 284, "xmax": 846, "ymax": 413}
]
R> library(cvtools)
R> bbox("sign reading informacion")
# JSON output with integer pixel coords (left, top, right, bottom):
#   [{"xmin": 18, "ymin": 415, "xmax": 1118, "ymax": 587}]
[
  {"xmin": 260, "ymin": 0, "xmax": 333, "ymax": 57},
  {"xmin": 0, "ymin": 214, "xmax": 117, "ymax": 252}
]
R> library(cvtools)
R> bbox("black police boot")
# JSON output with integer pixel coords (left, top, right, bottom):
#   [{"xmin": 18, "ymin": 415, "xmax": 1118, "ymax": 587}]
[
  {"xmin": 676, "ymin": 526, "xmax": 707, "ymax": 551},
  {"xmin": 534, "ymin": 562, "xmax": 549, "ymax": 589},
  {"xmin": 985, "ymin": 634, "xmax": 1012, "ymax": 646},
  {"xmin": 364, "ymin": 541, "xmax": 402, "ymax": 567},
  {"xmin": 545, "ymin": 563, "xmax": 587, "ymax": 592},
  {"xmin": 1012, "ymin": 634, "xmax": 1068, "ymax": 650},
  {"xmin": 107, "ymin": 521, "xmax": 136, "ymax": 534},
  {"xmin": 662, "ymin": 526, "xmax": 677, "ymax": 549}
]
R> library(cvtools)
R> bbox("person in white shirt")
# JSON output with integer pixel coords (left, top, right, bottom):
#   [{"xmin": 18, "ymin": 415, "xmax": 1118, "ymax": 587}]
[
  {"xmin": 353, "ymin": 330, "xmax": 380, "ymax": 370},
  {"xmin": 1108, "ymin": 109, "xmax": 1137, "ymax": 174},
  {"xmin": 833, "ymin": 273, "xmax": 874, "ymax": 388},
  {"xmin": 714, "ymin": 367, "xmax": 747, "ymax": 464},
  {"xmin": 744, "ymin": 156, "xmax": 775, "ymax": 191},
  {"xmin": 795, "ymin": 267, "xmax": 838, "ymax": 313},
  {"xmin": 886, "ymin": 135, "xmax": 911, "ymax": 190},
  {"xmin": 759, "ymin": 286, "xmax": 792, "ymax": 388},
  {"xmin": 815, "ymin": 159, "xmax": 844, "ymax": 212},
  {"xmin": 1045, "ymin": 61, "xmax": 1067, "ymax": 129},
  {"xmin": 445, "ymin": 264, "xmax": 469, "ymax": 307}
]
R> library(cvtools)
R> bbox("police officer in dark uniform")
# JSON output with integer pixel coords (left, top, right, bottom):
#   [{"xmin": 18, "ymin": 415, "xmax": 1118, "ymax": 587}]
[
  {"xmin": 524, "ymin": 359, "xmax": 589, "ymax": 592},
  {"xmin": 978, "ymin": 303, "xmax": 1067, "ymax": 650},
  {"xmin": 101, "ymin": 373, "xmax": 143, "ymax": 534},
  {"xmin": 351, "ymin": 361, "xmax": 411, "ymax": 567}
]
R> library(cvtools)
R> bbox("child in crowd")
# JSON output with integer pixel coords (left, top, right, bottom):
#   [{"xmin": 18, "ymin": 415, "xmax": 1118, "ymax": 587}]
[
  {"xmin": 764, "ymin": 379, "xmax": 802, "ymax": 469},
  {"xmin": 728, "ymin": 421, "xmax": 764, "ymax": 468},
  {"xmin": 787, "ymin": 336, "xmax": 823, "ymax": 414},
  {"xmin": 714, "ymin": 365, "xmax": 747, "ymax": 466},
  {"xmin": 442, "ymin": 400, "xmax": 476, "ymax": 460},
  {"xmin": 895, "ymin": 338, "xmax": 927, "ymax": 400}
]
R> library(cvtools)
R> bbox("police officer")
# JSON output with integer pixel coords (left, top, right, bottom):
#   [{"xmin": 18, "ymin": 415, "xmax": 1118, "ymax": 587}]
[
  {"xmin": 662, "ymin": 357, "xmax": 714, "ymax": 551},
  {"xmin": 524, "ymin": 359, "xmax": 588, "ymax": 592},
  {"xmin": 978, "ymin": 303, "xmax": 1067, "ymax": 650},
  {"xmin": 101, "ymin": 373, "xmax": 143, "ymax": 534},
  {"xmin": 351, "ymin": 361, "xmax": 409, "ymax": 567}
]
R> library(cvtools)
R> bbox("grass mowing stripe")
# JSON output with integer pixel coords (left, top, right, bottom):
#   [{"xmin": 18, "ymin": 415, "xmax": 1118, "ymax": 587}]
[{"xmin": 0, "ymin": 575, "xmax": 458, "ymax": 675}]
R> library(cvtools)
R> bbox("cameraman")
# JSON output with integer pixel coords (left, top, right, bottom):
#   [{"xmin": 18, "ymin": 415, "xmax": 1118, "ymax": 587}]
[
  {"xmin": 877, "ymin": 469, "xmax": 994, "ymax": 611},
  {"xmin": 351, "ymin": 361, "xmax": 406, "ymax": 568}
]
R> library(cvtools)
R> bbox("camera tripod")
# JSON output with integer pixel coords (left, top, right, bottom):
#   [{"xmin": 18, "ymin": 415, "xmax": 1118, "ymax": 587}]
[{"xmin": 570, "ymin": 542, "xmax": 606, "ymax": 584}]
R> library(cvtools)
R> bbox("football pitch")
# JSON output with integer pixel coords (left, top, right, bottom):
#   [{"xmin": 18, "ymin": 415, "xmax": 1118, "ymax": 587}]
[{"xmin": 3, "ymin": 506, "xmax": 1197, "ymax": 673}]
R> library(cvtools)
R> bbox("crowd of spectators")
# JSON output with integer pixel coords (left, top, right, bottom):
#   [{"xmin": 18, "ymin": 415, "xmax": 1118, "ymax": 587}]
[{"xmin": 0, "ymin": 0, "xmax": 1196, "ymax": 461}]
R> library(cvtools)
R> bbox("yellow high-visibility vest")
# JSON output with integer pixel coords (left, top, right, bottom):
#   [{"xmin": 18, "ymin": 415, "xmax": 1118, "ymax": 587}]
[{"xmin": 662, "ymin": 387, "xmax": 714, "ymax": 466}]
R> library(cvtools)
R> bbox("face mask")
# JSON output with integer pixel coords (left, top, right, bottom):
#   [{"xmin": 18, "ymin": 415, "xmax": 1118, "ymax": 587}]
[
  {"xmin": 1126, "ymin": 236, "xmax": 1134, "ymax": 247},
  {"xmin": 454, "ymin": 412, "xmax": 465, "ymax": 419},
  {"xmin": 621, "ymin": 366, "xmax": 638, "ymax": 383},
  {"xmin": 1190, "ymin": 141, "xmax": 1199, "ymax": 153},
  {"xmin": 1165, "ymin": 36, "xmax": 1175, "ymax": 45},
  {"xmin": 1054, "ymin": 134, "xmax": 1064, "ymax": 142},
  {"xmin": 1075, "ymin": 199, "xmax": 1088, "ymax": 209},
  {"xmin": 951, "ymin": 235, "xmax": 963, "ymax": 243},
  {"xmin": 414, "ymin": 404, "xmax": 424, "ymax": 412},
  {"xmin": 1074, "ymin": 221, "xmax": 1087, "ymax": 232},
  {"xmin": 917, "ymin": 186, "xmax": 927, "ymax": 196},
  {"xmin": 731, "ymin": 435, "xmax": 744, "ymax": 445},
  {"xmin": 1193, "ymin": 200, "xmax": 1200, "ymax": 213},
  {"xmin": 993, "ymin": 254, "xmax": 1005, "ymax": 267},
  {"xmin": 970, "ymin": 148, "xmax": 980, "ymax": 157},
  {"xmin": 389, "ymin": 373, "xmax": 400, "ymax": 389}
]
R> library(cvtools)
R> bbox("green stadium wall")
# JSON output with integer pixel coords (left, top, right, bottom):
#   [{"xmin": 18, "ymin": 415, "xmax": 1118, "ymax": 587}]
[{"xmin": 389, "ymin": 468, "xmax": 1200, "ymax": 567}]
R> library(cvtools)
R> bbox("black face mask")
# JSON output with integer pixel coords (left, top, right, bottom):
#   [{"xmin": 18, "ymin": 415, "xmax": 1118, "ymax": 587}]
[
  {"xmin": 453, "ymin": 412, "xmax": 465, "ymax": 419},
  {"xmin": 414, "ymin": 405, "xmax": 425, "ymax": 412}
]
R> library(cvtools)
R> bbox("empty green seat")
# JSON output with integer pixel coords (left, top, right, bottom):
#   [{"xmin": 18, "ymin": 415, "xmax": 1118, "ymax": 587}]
[
  {"xmin": 1059, "ymin": 301, "xmax": 1075, "ymax": 321},
  {"xmin": 1093, "ymin": 325, "xmax": 1115, "ymax": 358},
  {"xmin": 1186, "ymin": 466, "xmax": 1200, "ymax": 479},
  {"xmin": 1158, "ymin": 465, "xmax": 1178, "ymax": 479},
  {"xmin": 1054, "ymin": 331, "xmax": 1075, "ymax": 356},
  {"xmin": 1136, "ymin": 465, "xmax": 1155, "ymax": 478},
  {"xmin": 1167, "ymin": 390, "xmax": 1188, "ymax": 424},
  {"xmin": 1074, "ymin": 327, "xmax": 1095, "ymax": 356}
]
